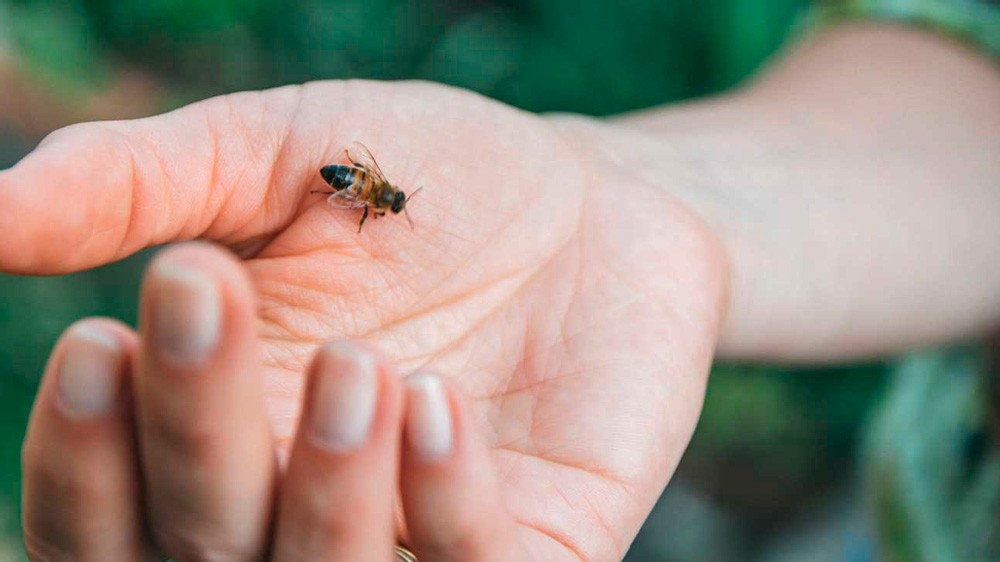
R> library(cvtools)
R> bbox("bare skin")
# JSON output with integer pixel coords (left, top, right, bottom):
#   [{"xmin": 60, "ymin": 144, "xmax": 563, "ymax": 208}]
[
  {"xmin": 15, "ymin": 74, "xmax": 727, "ymax": 561},
  {"xmin": 11, "ymin": 23, "xmax": 1000, "ymax": 561},
  {"xmin": 616, "ymin": 23, "xmax": 1000, "ymax": 360}
]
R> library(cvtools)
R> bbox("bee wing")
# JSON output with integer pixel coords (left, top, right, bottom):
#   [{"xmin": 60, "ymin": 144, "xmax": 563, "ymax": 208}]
[
  {"xmin": 346, "ymin": 141, "xmax": 389, "ymax": 183},
  {"xmin": 324, "ymin": 190, "xmax": 368, "ymax": 209}
]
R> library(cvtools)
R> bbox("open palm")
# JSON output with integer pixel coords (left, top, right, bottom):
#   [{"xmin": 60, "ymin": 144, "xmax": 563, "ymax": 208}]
[{"xmin": 3, "ymin": 80, "xmax": 726, "ymax": 560}]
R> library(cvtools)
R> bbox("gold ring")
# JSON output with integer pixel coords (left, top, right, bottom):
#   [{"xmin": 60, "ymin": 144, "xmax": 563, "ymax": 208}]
[{"xmin": 395, "ymin": 545, "xmax": 418, "ymax": 562}]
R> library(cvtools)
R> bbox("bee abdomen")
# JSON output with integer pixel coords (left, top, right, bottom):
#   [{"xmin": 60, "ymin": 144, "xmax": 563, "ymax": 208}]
[{"xmin": 320, "ymin": 165, "xmax": 357, "ymax": 190}]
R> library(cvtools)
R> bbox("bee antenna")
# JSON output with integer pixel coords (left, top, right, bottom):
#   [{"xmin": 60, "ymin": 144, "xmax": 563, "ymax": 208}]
[
  {"xmin": 403, "ymin": 206, "xmax": 415, "ymax": 230},
  {"xmin": 402, "ymin": 187, "xmax": 421, "ymax": 230}
]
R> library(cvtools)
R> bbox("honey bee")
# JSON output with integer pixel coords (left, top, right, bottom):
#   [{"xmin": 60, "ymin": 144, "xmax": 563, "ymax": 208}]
[{"xmin": 312, "ymin": 142, "xmax": 421, "ymax": 233}]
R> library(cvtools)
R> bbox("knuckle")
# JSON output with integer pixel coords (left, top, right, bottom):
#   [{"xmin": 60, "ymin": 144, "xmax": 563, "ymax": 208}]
[
  {"xmin": 36, "ymin": 121, "xmax": 93, "ymax": 148},
  {"xmin": 419, "ymin": 537, "xmax": 489, "ymax": 562},
  {"xmin": 23, "ymin": 530, "xmax": 73, "ymax": 562},
  {"xmin": 24, "ymin": 450, "xmax": 105, "ymax": 508},
  {"xmin": 146, "ymin": 411, "xmax": 227, "ymax": 467},
  {"xmin": 299, "ymin": 487, "xmax": 377, "ymax": 535},
  {"xmin": 416, "ymin": 516, "xmax": 507, "ymax": 561}
]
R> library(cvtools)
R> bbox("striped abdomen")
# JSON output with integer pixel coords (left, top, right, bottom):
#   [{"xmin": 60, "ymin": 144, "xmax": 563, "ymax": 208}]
[{"xmin": 320, "ymin": 165, "xmax": 376, "ymax": 198}]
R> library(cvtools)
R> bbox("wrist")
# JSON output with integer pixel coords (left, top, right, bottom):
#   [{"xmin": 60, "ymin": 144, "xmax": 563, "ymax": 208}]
[
  {"xmin": 551, "ymin": 24, "xmax": 1000, "ymax": 364},
  {"xmin": 546, "ymin": 94, "xmax": 834, "ymax": 362},
  {"xmin": 546, "ymin": 108, "xmax": 739, "ymax": 354}
]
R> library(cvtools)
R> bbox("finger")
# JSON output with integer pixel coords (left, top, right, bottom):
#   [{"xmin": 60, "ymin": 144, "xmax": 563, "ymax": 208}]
[
  {"xmin": 401, "ymin": 373, "xmax": 529, "ymax": 562},
  {"xmin": 272, "ymin": 342, "xmax": 403, "ymax": 561},
  {"xmin": 0, "ymin": 84, "xmax": 310, "ymax": 274},
  {"xmin": 135, "ymin": 242, "xmax": 276, "ymax": 561},
  {"xmin": 0, "ymin": 79, "xmax": 513, "ymax": 276},
  {"xmin": 22, "ymin": 319, "xmax": 159, "ymax": 561}
]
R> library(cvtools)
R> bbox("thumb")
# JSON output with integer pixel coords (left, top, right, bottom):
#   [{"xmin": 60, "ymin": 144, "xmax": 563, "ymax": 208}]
[{"xmin": 0, "ymin": 83, "xmax": 323, "ymax": 274}]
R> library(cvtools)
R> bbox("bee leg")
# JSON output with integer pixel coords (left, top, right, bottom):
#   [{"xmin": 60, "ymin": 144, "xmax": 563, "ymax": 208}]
[
  {"xmin": 357, "ymin": 207, "xmax": 369, "ymax": 233},
  {"xmin": 343, "ymin": 149, "xmax": 364, "ymax": 168}
]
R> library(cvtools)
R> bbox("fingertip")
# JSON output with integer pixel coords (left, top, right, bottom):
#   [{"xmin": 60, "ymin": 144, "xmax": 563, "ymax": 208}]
[
  {"xmin": 0, "ymin": 123, "xmax": 139, "ymax": 274},
  {"xmin": 305, "ymin": 341, "xmax": 382, "ymax": 453},
  {"xmin": 140, "ymin": 241, "xmax": 257, "ymax": 371},
  {"xmin": 25, "ymin": 319, "xmax": 138, "ymax": 458},
  {"xmin": 273, "ymin": 341, "xmax": 402, "ymax": 561},
  {"xmin": 22, "ymin": 318, "xmax": 153, "ymax": 561},
  {"xmin": 403, "ymin": 373, "xmax": 456, "ymax": 463},
  {"xmin": 401, "ymin": 373, "xmax": 526, "ymax": 561},
  {"xmin": 52, "ymin": 322, "xmax": 131, "ymax": 421},
  {"xmin": 41, "ymin": 318, "xmax": 138, "ymax": 423},
  {"xmin": 295, "ymin": 340, "xmax": 406, "ymax": 462},
  {"xmin": 145, "ymin": 241, "xmax": 255, "ymax": 303},
  {"xmin": 402, "ymin": 373, "xmax": 494, "ymax": 469},
  {"xmin": 60, "ymin": 317, "xmax": 140, "ymax": 356},
  {"xmin": 25, "ymin": 317, "xmax": 139, "ymax": 462}
]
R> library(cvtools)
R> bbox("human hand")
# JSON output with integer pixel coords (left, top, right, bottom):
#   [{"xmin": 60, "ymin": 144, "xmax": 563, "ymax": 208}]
[
  {"xmin": 22, "ymin": 246, "xmax": 541, "ymax": 560},
  {"xmin": 7, "ymin": 80, "xmax": 727, "ymax": 560}
]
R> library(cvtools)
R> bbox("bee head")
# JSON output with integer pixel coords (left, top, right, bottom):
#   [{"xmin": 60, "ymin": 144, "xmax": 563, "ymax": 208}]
[{"xmin": 390, "ymin": 191, "xmax": 406, "ymax": 214}]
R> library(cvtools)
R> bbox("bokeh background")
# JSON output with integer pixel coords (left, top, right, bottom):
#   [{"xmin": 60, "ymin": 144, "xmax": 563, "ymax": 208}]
[{"xmin": 0, "ymin": 1, "xmax": 996, "ymax": 561}]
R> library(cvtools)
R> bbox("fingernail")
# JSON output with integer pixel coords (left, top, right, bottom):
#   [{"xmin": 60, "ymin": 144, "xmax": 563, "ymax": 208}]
[
  {"xmin": 309, "ymin": 343, "xmax": 378, "ymax": 451},
  {"xmin": 149, "ymin": 259, "xmax": 220, "ymax": 365},
  {"xmin": 57, "ymin": 324, "xmax": 124, "ymax": 418},
  {"xmin": 405, "ymin": 373, "xmax": 453, "ymax": 461}
]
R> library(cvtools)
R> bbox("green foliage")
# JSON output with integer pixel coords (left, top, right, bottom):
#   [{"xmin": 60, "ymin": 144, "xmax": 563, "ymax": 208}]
[
  {"xmin": 0, "ymin": 1, "xmax": 942, "ymax": 558},
  {"xmin": 865, "ymin": 350, "xmax": 1000, "ymax": 562},
  {"xmin": 7, "ymin": 0, "xmax": 811, "ymax": 113},
  {"xmin": 2, "ymin": 2, "xmax": 111, "ymax": 94}
]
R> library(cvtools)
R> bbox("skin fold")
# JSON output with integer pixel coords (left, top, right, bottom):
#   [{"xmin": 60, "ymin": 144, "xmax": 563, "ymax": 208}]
[
  {"xmin": 8, "ymin": 23, "xmax": 1000, "ymax": 561},
  {"xmin": 14, "ymin": 78, "xmax": 726, "ymax": 561}
]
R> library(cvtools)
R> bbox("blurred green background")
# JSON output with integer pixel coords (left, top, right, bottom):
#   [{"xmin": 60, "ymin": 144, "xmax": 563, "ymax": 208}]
[{"xmin": 0, "ymin": 1, "xmax": 995, "ymax": 561}]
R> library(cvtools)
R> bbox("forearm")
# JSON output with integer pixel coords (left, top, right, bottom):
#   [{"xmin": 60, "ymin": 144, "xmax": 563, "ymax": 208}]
[{"xmin": 596, "ymin": 23, "xmax": 1000, "ymax": 361}]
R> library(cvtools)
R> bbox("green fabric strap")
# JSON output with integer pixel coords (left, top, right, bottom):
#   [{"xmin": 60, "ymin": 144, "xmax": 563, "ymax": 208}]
[{"xmin": 808, "ymin": 0, "xmax": 1000, "ymax": 59}]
